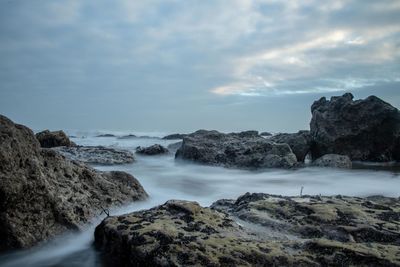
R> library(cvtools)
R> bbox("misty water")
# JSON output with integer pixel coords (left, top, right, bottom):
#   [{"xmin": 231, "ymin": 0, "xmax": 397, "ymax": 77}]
[{"xmin": 1, "ymin": 133, "xmax": 400, "ymax": 267}]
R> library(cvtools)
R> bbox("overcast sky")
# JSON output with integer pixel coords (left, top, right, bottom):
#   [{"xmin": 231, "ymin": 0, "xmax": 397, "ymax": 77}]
[{"xmin": 0, "ymin": 0, "xmax": 399, "ymax": 133}]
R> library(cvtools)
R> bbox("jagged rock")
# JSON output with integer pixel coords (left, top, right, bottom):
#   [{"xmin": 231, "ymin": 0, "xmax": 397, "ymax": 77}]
[
  {"xmin": 270, "ymin": 131, "xmax": 312, "ymax": 162},
  {"xmin": 260, "ymin": 132, "xmax": 272, "ymax": 137},
  {"xmin": 0, "ymin": 115, "xmax": 147, "ymax": 251},
  {"xmin": 175, "ymin": 130, "xmax": 297, "ymax": 169},
  {"xmin": 52, "ymin": 146, "xmax": 135, "ymax": 165},
  {"xmin": 313, "ymin": 154, "xmax": 352, "ymax": 168},
  {"xmin": 136, "ymin": 144, "xmax": 169, "ymax": 155},
  {"xmin": 95, "ymin": 195, "xmax": 400, "ymax": 267},
  {"xmin": 35, "ymin": 130, "xmax": 76, "ymax": 148},
  {"xmin": 162, "ymin": 133, "xmax": 187, "ymax": 140},
  {"xmin": 310, "ymin": 93, "xmax": 400, "ymax": 161},
  {"xmin": 167, "ymin": 141, "xmax": 182, "ymax": 153}
]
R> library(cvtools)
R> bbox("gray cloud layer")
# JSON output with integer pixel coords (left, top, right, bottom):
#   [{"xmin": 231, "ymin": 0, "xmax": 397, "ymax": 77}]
[{"xmin": 0, "ymin": 0, "xmax": 399, "ymax": 132}]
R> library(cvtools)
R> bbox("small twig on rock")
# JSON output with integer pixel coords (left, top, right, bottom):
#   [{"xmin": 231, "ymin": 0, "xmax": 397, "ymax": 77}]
[{"xmin": 100, "ymin": 206, "xmax": 110, "ymax": 217}]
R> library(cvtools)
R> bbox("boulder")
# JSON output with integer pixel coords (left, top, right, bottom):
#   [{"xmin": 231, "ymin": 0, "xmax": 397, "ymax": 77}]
[
  {"xmin": 310, "ymin": 93, "xmax": 400, "ymax": 161},
  {"xmin": 313, "ymin": 154, "xmax": 352, "ymax": 168},
  {"xmin": 270, "ymin": 130, "xmax": 312, "ymax": 162},
  {"xmin": 162, "ymin": 133, "xmax": 187, "ymax": 140},
  {"xmin": 35, "ymin": 130, "xmax": 76, "ymax": 148},
  {"xmin": 175, "ymin": 130, "xmax": 297, "ymax": 169},
  {"xmin": 52, "ymin": 146, "xmax": 135, "ymax": 165},
  {"xmin": 95, "ymin": 194, "xmax": 400, "ymax": 267},
  {"xmin": 0, "ymin": 115, "xmax": 147, "ymax": 251},
  {"xmin": 136, "ymin": 144, "xmax": 169, "ymax": 155}
]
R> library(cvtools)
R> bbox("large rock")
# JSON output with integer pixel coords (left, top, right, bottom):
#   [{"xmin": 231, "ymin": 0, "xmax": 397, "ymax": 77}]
[
  {"xmin": 310, "ymin": 93, "xmax": 400, "ymax": 161},
  {"xmin": 270, "ymin": 130, "xmax": 312, "ymax": 162},
  {"xmin": 35, "ymin": 130, "xmax": 76, "ymax": 148},
  {"xmin": 95, "ymin": 194, "xmax": 400, "ymax": 267},
  {"xmin": 0, "ymin": 115, "xmax": 148, "ymax": 251},
  {"xmin": 52, "ymin": 146, "xmax": 135, "ymax": 165},
  {"xmin": 313, "ymin": 154, "xmax": 352, "ymax": 168},
  {"xmin": 136, "ymin": 144, "xmax": 169, "ymax": 155},
  {"xmin": 175, "ymin": 130, "xmax": 297, "ymax": 169}
]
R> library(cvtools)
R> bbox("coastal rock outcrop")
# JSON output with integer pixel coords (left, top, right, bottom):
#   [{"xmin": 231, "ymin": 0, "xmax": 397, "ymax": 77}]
[
  {"xmin": 175, "ymin": 130, "xmax": 297, "ymax": 169},
  {"xmin": 310, "ymin": 93, "xmax": 400, "ymax": 161},
  {"xmin": 52, "ymin": 146, "xmax": 135, "ymax": 165},
  {"xmin": 0, "ymin": 115, "xmax": 147, "ymax": 251},
  {"xmin": 162, "ymin": 133, "xmax": 187, "ymax": 140},
  {"xmin": 136, "ymin": 144, "xmax": 169, "ymax": 155},
  {"xmin": 270, "ymin": 130, "xmax": 312, "ymax": 162},
  {"xmin": 95, "ymin": 194, "xmax": 400, "ymax": 267},
  {"xmin": 260, "ymin": 131, "xmax": 272, "ymax": 137},
  {"xmin": 35, "ymin": 130, "xmax": 76, "ymax": 148},
  {"xmin": 313, "ymin": 154, "xmax": 352, "ymax": 168}
]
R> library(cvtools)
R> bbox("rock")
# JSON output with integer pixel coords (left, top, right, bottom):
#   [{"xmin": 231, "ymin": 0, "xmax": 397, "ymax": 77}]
[
  {"xmin": 270, "ymin": 130, "xmax": 312, "ymax": 162},
  {"xmin": 96, "ymin": 134, "xmax": 116, "ymax": 137},
  {"xmin": 260, "ymin": 131, "xmax": 272, "ymax": 137},
  {"xmin": 313, "ymin": 154, "xmax": 352, "ymax": 168},
  {"xmin": 35, "ymin": 130, "xmax": 76, "ymax": 148},
  {"xmin": 175, "ymin": 130, "xmax": 297, "ymax": 169},
  {"xmin": 95, "ymin": 195, "xmax": 400, "ymax": 267},
  {"xmin": 118, "ymin": 134, "xmax": 137, "ymax": 139},
  {"xmin": 52, "ymin": 146, "xmax": 135, "ymax": 165},
  {"xmin": 136, "ymin": 144, "xmax": 169, "ymax": 155},
  {"xmin": 310, "ymin": 93, "xmax": 400, "ymax": 161},
  {"xmin": 162, "ymin": 133, "xmax": 187, "ymax": 140},
  {"xmin": 0, "ymin": 115, "xmax": 148, "ymax": 251},
  {"xmin": 167, "ymin": 141, "xmax": 182, "ymax": 153}
]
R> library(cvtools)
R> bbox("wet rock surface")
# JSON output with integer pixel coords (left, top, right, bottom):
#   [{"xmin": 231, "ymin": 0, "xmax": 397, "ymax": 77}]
[
  {"xmin": 310, "ymin": 93, "xmax": 400, "ymax": 162},
  {"xmin": 0, "ymin": 115, "xmax": 148, "ymax": 251},
  {"xmin": 313, "ymin": 154, "xmax": 352, "ymax": 168},
  {"xmin": 95, "ymin": 194, "xmax": 400, "ymax": 266},
  {"xmin": 270, "ymin": 130, "xmax": 312, "ymax": 162},
  {"xmin": 52, "ymin": 146, "xmax": 135, "ymax": 165},
  {"xmin": 136, "ymin": 144, "xmax": 169, "ymax": 155},
  {"xmin": 175, "ymin": 130, "xmax": 297, "ymax": 169},
  {"xmin": 35, "ymin": 130, "xmax": 76, "ymax": 148}
]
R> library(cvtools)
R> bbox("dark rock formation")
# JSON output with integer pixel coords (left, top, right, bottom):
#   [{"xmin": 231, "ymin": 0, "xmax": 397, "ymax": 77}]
[
  {"xmin": 0, "ymin": 115, "xmax": 147, "ymax": 251},
  {"xmin": 313, "ymin": 154, "xmax": 352, "ymax": 168},
  {"xmin": 270, "ymin": 130, "xmax": 312, "ymax": 162},
  {"xmin": 260, "ymin": 131, "xmax": 272, "ymax": 137},
  {"xmin": 118, "ymin": 134, "xmax": 137, "ymax": 139},
  {"xmin": 52, "ymin": 146, "xmax": 135, "ymax": 165},
  {"xmin": 162, "ymin": 133, "xmax": 187, "ymax": 140},
  {"xmin": 95, "ymin": 194, "xmax": 400, "ymax": 267},
  {"xmin": 175, "ymin": 130, "xmax": 297, "ymax": 169},
  {"xmin": 136, "ymin": 144, "xmax": 169, "ymax": 155},
  {"xmin": 310, "ymin": 93, "xmax": 400, "ymax": 161},
  {"xmin": 96, "ymin": 134, "xmax": 116, "ymax": 137},
  {"xmin": 35, "ymin": 130, "xmax": 76, "ymax": 148}
]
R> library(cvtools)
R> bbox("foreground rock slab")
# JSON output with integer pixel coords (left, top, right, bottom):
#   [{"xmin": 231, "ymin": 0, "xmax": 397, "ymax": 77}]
[
  {"xmin": 0, "ymin": 115, "xmax": 148, "ymax": 251},
  {"xmin": 95, "ymin": 194, "xmax": 400, "ymax": 267},
  {"xmin": 310, "ymin": 93, "xmax": 400, "ymax": 161},
  {"xmin": 175, "ymin": 130, "xmax": 297, "ymax": 169},
  {"xmin": 35, "ymin": 129, "xmax": 76, "ymax": 148},
  {"xmin": 52, "ymin": 146, "xmax": 135, "ymax": 165}
]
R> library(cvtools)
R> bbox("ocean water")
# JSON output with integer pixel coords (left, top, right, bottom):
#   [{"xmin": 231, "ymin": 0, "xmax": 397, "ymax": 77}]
[{"xmin": 1, "ymin": 133, "xmax": 400, "ymax": 267}]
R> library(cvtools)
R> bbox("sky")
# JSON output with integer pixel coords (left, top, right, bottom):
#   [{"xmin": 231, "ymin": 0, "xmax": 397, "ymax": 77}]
[{"xmin": 0, "ymin": 0, "xmax": 399, "ymax": 133}]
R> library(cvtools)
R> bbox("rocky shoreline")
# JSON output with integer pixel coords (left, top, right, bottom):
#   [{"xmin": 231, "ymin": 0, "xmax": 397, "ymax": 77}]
[{"xmin": 1, "ymin": 93, "xmax": 400, "ymax": 266}]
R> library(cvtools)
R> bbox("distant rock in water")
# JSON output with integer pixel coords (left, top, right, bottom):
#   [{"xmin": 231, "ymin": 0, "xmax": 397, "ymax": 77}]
[
  {"xmin": 53, "ymin": 146, "xmax": 135, "ymax": 165},
  {"xmin": 270, "ymin": 130, "xmax": 312, "ymax": 162},
  {"xmin": 162, "ymin": 133, "xmax": 187, "ymax": 140},
  {"xmin": 260, "ymin": 131, "xmax": 272, "ymax": 137},
  {"xmin": 118, "ymin": 134, "xmax": 137, "ymax": 139},
  {"xmin": 136, "ymin": 144, "xmax": 169, "ymax": 155},
  {"xmin": 0, "ymin": 115, "xmax": 147, "ymax": 252},
  {"xmin": 35, "ymin": 130, "xmax": 76, "ymax": 148},
  {"xmin": 310, "ymin": 93, "xmax": 400, "ymax": 162},
  {"xmin": 167, "ymin": 141, "xmax": 182, "ymax": 153},
  {"xmin": 175, "ymin": 130, "xmax": 297, "ymax": 169},
  {"xmin": 95, "ymin": 194, "xmax": 400, "ymax": 267},
  {"xmin": 96, "ymin": 134, "xmax": 116, "ymax": 137},
  {"xmin": 313, "ymin": 154, "xmax": 352, "ymax": 168}
]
